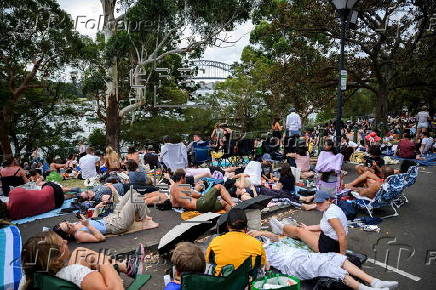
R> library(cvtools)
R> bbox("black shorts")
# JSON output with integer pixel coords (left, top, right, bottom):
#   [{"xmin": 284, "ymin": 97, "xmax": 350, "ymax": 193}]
[
  {"xmin": 318, "ymin": 231, "xmax": 340, "ymax": 253},
  {"xmin": 43, "ymin": 182, "xmax": 64, "ymax": 208}
]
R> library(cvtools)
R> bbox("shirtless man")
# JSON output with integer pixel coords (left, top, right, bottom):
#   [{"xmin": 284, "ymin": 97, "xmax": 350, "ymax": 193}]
[
  {"xmin": 345, "ymin": 166, "xmax": 394, "ymax": 199},
  {"xmin": 170, "ymin": 169, "xmax": 236, "ymax": 212}
]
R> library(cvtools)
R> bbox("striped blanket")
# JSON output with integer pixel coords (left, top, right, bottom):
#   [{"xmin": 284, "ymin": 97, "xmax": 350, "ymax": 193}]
[{"xmin": 0, "ymin": 225, "xmax": 22, "ymax": 290}]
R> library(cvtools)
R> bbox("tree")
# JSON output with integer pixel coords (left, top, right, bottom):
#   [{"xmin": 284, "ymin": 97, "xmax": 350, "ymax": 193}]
[
  {"xmin": 0, "ymin": 0, "xmax": 87, "ymax": 159},
  {"xmin": 243, "ymin": 0, "xmax": 337, "ymax": 121},
  {"xmin": 96, "ymin": 0, "xmax": 253, "ymax": 149}
]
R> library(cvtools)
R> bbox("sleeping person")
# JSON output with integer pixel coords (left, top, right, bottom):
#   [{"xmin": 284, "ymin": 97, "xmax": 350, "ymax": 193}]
[{"xmin": 248, "ymin": 230, "xmax": 399, "ymax": 290}]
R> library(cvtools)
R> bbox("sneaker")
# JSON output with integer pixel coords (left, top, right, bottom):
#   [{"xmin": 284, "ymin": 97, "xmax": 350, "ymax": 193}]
[{"xmin": 371, "ymin": 279, "xmax": 399, "ymax": 289}]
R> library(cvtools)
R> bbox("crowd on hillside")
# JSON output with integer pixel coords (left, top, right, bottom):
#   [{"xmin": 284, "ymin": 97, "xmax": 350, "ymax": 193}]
[{"xmin": 0, "ymin": 105, "xmax": 434, "ymax": 290}]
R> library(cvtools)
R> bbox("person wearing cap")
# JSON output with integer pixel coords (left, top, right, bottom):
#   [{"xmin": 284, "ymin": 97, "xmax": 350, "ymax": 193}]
[
  {"xmin": 205, "ymin": 208, "xmax": 266, "ymax": 276},
  {"xmin": 285, "ymin": 107, "xmax": 302, "ymax": 137},
  {"xmin": 269, "ymin": 190, "xmax": 348, "ymax": 254}
]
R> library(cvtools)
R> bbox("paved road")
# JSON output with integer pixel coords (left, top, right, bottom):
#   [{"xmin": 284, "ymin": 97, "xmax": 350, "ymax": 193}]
[{"xmin": 17, "ymin": 164, "xmax": 436, "ymax": 289}]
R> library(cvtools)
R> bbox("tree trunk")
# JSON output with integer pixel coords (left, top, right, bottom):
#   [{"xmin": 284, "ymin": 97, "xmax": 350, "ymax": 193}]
[
  {"xmin": 106, "ymin": 96, "xmax": 121, "ymax": 150},
  {"xmin": 0, "ymin": 106, "xmax": 13, "ymax": 160},
  {"xmin": 101, "ymin": 0, "xmax": 120, "ymax": 149},
  {"xmin": 375, "ymin": 86, "xmax": 388, "ymax": 126}
]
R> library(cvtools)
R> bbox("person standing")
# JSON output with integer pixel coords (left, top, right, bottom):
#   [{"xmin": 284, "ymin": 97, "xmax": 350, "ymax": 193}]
[
  {"xmin": 271, "ymin": 117, "xmax": 283, "ymax": 140},
  {"xmin": 416, "ymin": 105, "xmax": 430, "ymax": 139},
  {"xmin": 285, "ymin": 108, "xmax": 302, "ymax": 137}
]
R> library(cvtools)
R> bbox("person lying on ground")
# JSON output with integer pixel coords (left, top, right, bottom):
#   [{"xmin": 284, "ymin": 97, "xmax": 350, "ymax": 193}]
[
  {"xmin": 164, "ymin": 242, "xmax": 206, "ymax": 290},
  {"xmin": 205, "ymin": 208, "xmax": 266, "ymax": 276},
  {"xmin": 170, "ymin": 168, "xmax": 236, "ymax": 212},
  {"xmin": 0, "ymin": 182, "xmax": 75, "ymax": 220},
  {"xmin": 53, "ymin": 189, "xmax": 159, "ymax": 243},
  {"xmin": 345, "ymin": 166, "xmax": 394, "ymax": 199},
  {"xmin": 268, "ymin": 191, "xmax": 348, "ymax": 254},
  {"xmin": 248, "ymin": 230, "xmax": 398, "ymax": 290},
  {"xmin": 21, "ymin": 230, "xmax": 147, "ymax": 290}
]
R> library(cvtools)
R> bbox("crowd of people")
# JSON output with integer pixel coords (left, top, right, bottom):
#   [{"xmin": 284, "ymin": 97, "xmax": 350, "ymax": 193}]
[{"xmin": 0, "ymin": 105, "xmax": 433, "ymax": 290}]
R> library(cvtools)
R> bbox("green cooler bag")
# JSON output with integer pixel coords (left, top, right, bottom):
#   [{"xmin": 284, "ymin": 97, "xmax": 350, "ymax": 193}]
[{"xmin": 251, "ymin": 273, "xmax": 301, "ymax": 290}]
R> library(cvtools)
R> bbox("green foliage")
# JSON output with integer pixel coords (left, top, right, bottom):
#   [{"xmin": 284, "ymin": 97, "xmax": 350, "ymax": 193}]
[{"xmin": 88, "ymin": 129, "xmax": 106, "ymax": 151}]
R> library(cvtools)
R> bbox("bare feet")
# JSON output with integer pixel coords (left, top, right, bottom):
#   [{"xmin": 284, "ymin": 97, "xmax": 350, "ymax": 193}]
[
  {"xmin": 301, "ymin": 203, "xmax": 317, "ymax": 211},
  {"xmin": 141, "ymin": 217, "xmax": 159, "ymax": 230}
]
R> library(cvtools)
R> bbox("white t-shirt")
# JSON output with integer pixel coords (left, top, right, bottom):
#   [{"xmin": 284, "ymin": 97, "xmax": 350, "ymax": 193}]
[
  {"xmin": 56, "ymin": 264, "xmax": 95, "ymax": 288},
  {"xmin": 243, "ymin": 161, "xmax": 262, "ymax": 186},
  {"xmin": 319, "ymin": 204, "xmax": 348, "ymax": 241},
  {"xmin": 79, "ymin": 154, "xmax": 100, "ymax": 179},
  {"xmin": 417, "ymin": 111, "xmax": 429, "ymax": 123}
]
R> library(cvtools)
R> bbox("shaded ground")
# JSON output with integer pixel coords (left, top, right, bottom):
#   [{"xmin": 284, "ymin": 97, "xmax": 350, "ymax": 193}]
[{"xmin": 16, "ymin": 164, "xmax": 436, "ymax": 289}]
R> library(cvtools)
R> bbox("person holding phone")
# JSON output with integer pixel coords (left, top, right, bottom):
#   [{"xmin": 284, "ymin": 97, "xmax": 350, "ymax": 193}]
[{"xmin": 53, "ymin": 189, "xmax": 159, "ymax": 243}]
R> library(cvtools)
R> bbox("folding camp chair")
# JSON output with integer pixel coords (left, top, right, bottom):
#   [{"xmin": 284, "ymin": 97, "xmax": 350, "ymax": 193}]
[
  {"xmin": 181, "ymin": 256, "xmax": 261, "ymax": 290},
  {"xmin": 393, "ymin": 165, "xmax": 419, "ymax": 206},
  {"xmin": 33, "ymin": 272, "xmax": 151, "ymax": 290},
  {"xmin": 0, "ymin": 225, "xmax": 22, "ymax": 290},
  {"xmin": 352, "ymin": 173, "xmax": 406, "ymax": 219},
  {"xmin": 192, "ymin": 141, "xmax": 211, "ymax": 165}
]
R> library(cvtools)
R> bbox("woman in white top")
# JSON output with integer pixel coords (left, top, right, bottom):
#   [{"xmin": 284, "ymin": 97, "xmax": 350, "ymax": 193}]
[
  {"xmin": 416, "ymin": 105, "xmax": 430, "ymax": 137},
  {"xmin": 269, "ymin": 190, "xmax": 348, "ymax": 254},
  {"xmin": 21, "ymin": 231, "xmax": 145, "ymax": 289}
]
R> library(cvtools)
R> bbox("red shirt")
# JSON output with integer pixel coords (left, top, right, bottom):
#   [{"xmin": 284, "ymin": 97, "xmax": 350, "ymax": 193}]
[
  {"xmin": 8, "ymin": 186, "xmax": 55, "ymax": 220},
  {"xmin": 397, "ymin": 139, "xmax": 416, "ymax": 159}
]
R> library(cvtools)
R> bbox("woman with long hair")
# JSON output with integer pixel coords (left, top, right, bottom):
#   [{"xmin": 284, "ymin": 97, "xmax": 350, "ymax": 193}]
[
  {"xmin": 271, "ymin": 117, "xmax": 283, "ymax": 141},
  {"xmin": 104, "ymin": 146, "xmax": 121, "ymax": 172},
  {"xmin": 21, "ymin": 231, "xmax": 145, "ymax": 289}
]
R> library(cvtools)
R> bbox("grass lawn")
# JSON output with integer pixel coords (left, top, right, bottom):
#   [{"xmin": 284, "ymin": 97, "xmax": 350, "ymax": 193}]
[{"xmin": 59, "ymin": 178, "xmax": 84, "ymax": 188}]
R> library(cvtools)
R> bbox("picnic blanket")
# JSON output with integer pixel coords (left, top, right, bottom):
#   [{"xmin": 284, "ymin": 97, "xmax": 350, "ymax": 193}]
[
  {"xmin": 181, "ymin": 209, "xmax": 226, "ymax": 220},
  {"xmin": 12, "ymin": 199, "xmax": 76, "ymax": 225},
  {"xmin": 389, "ymin": 153, "xmax": 436, "ymax": 166},
  {"xmin": 0, "ymin": 225, "xmax": 22, "ymax": 290}
]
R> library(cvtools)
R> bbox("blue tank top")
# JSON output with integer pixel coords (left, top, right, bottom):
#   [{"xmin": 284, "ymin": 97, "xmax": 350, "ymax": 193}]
[{"xmin": 80, "ymin": 219, "xmax": 107, "ymax": 235}]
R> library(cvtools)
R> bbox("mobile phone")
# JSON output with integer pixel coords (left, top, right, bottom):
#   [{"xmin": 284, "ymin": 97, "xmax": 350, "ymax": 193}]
[{"xmin": 75, "ymin": 212, "xmax": 82, "ymax": 219}]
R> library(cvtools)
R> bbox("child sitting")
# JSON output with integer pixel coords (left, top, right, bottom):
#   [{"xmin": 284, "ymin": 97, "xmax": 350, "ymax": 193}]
[{"xmin": 165, "ymin": 242, "xmax": 206, "ymax": 290}]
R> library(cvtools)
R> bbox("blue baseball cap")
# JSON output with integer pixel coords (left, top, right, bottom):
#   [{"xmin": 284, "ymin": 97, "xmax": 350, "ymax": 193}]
[
  {"xmin": 313, "ymin": 190, "xmax": 331, "ymax": 203},
  {"xmin": 262, "ymin": 153, "xmax": 273, "ymax": 162}
]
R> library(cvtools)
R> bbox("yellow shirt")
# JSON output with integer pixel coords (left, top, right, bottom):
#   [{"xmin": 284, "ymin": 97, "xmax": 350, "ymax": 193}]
[{"xmin": 205, "ymin": 231, "xmax": 266, "ymax": 276}]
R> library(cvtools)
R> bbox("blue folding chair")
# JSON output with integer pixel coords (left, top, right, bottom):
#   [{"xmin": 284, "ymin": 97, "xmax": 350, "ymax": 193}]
[{"xmin": 192, "ymin": 141, "xmax": 211, "ymax": 165}]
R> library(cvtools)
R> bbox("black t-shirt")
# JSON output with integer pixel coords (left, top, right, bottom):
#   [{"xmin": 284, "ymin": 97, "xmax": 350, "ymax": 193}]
[{"xmin": 279, "ymin": 175, "xmax": 295, "ymax": 192}]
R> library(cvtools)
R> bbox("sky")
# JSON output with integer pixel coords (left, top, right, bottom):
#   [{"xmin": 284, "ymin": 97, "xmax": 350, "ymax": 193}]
[{"xmin": 58, "ymin": 0, "xmax": 253, "ymax": 64}]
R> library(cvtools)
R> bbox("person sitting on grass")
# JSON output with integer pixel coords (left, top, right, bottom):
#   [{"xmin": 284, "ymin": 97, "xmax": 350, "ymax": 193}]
[
  {"xmin": 53, "ymin": 189, "xmax": 158, "ymax": 243},
  {"xmin": 21, "ymin": 230, "xmax": 146, "ymax": 290},
  {"xmin": 170, "ymin": 169, "xmax": 236, "ymax": 212},
  {"xmin": 164, "ymin": 242, "xmax": 206, "ymax": 290},
  {"xmin": 248, "ymin": 229, "xmax": 399, "ymax": 290},
  {"xmin": 345, "ymin": 166, "xmax": 394, "ymax": 199}
]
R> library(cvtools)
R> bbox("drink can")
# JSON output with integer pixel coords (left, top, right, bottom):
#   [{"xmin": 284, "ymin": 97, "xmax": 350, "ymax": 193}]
[{"xmin": 87, "ymin": 208, "xmax": 95, "ymax": 218}]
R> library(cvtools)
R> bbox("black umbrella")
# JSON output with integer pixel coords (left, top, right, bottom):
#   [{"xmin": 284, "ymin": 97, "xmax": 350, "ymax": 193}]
[
  {"xmin": 158, "ymin": 212, "xmax": 221, "ymax": 254},
  {"xmin": 216, "ymin": 195, "xmax": 273, "ymax": 234}
]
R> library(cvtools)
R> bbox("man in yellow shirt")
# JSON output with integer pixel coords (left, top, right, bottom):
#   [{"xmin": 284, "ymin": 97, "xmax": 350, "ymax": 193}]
[{"xmin": 205, "ymin": 208, "xmax": 266, "ymax": 275}]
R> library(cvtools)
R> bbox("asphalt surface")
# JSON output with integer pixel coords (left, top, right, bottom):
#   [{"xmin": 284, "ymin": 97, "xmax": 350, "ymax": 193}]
[{"xmin": 16, "ymin": 164, "xmax": 436, "ymax": 289}]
